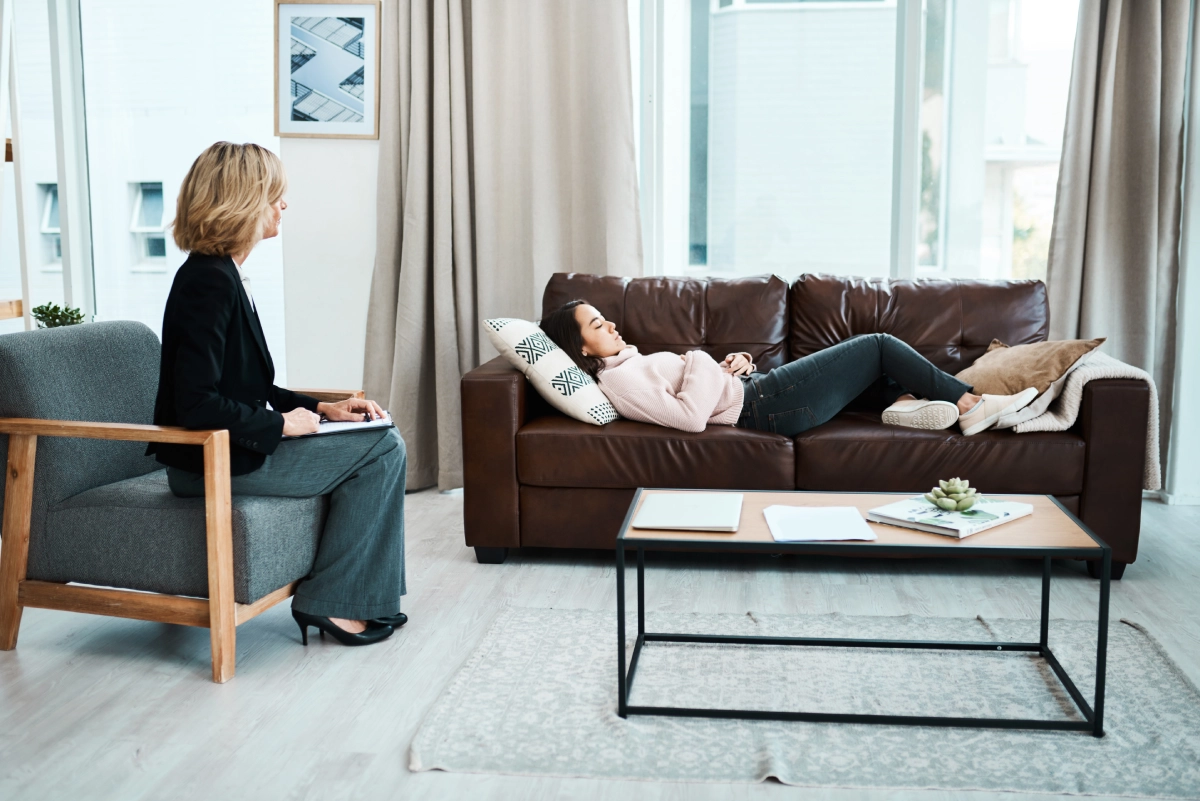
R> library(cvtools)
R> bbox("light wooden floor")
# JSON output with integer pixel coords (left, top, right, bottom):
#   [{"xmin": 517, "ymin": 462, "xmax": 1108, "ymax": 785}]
[{"xmin": 1, "ymin": 492, "xmax": 1197, "ymax": 801}]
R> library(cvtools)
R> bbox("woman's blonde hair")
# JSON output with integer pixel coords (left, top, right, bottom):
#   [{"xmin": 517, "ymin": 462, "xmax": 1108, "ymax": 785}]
[{"xmin": 172, "ymin": 142, "xmax": 287, "ymax": 256}]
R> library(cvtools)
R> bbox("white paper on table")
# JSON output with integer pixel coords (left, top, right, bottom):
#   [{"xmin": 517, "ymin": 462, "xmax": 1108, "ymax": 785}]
[{"xmin": 762, "ymin": 505, "xmax": 878, "ymax": 542}]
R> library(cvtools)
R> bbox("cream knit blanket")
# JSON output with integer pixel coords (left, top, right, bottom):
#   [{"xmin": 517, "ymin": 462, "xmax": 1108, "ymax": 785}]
[{"xmin": 1012, "ymin": 351, "xmax": 1161, "ymax": 490}]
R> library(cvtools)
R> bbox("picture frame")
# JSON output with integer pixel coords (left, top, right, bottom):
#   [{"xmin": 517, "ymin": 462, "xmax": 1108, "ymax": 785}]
[{"xmin": 275, "ymin": 0, "xmax": 382, "ymax": 139}]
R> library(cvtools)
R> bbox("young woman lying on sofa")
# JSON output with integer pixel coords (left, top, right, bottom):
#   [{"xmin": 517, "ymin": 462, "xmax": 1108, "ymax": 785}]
[{"xmin": 540, "ymin": 300, "xmax": 1037, "ymax": 437}]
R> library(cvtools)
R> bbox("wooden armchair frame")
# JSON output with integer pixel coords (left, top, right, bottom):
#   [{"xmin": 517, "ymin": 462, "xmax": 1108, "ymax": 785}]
[{"xmin": 0, "ymin": 389, "xmax": 362, "ymax": 683}]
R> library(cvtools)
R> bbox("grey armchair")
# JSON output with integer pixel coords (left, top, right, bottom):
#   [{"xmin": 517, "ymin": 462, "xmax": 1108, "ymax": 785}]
[{"xmin": 0, "ymin": 321, "xmax": 358, "ymax": 682}]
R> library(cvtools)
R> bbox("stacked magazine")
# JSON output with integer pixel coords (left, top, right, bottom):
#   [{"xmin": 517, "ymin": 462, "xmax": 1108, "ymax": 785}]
[{"xmin": 867, "ymin": 496, "xmax": 1034, "ymax": 539}]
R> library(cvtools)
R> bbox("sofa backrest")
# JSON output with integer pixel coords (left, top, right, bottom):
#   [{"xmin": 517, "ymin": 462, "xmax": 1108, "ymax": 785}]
[
  {"xmin": 788, "ymin": 274, "xmax": 1049, "ymax": 374},
  {"xmin": 0, "ymin": 321, "xmax": 163, "ymax": 546},
  {"xmin": 541, "ymin": 273, "xmax": 792, "ymax": 370},
  {"xmin": 542, "ymin": 272, "xmax": 1050, "ymax": 376}
]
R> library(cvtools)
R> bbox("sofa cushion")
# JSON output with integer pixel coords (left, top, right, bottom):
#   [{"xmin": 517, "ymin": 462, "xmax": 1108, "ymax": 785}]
[
  {"xmin": 38, "ymin": 470, "xmax": 326, "ymax": 604},
  {"xmin": 956, "ymin": 337, "xmax": 1105, "ymax": 395},
  {"xmin": 794, "ymin": 411, "xmax": 1085, "ymax": 495},
  {"xmin": 542, "ymin": 273, "xmax": 791, "ymax": 371},
  {"xmin": 517, "ymin": 417, "xmax": 794, "ymax": 490}
]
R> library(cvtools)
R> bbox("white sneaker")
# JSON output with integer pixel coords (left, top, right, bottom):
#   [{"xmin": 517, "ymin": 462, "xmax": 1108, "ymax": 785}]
[
  {"xmin": 958, "ymin": 388, "xmax": 1039, "ymax": 436},
  {"xmin": 881, "ymin": 399, "xmax": 960, "ymax": 430}
]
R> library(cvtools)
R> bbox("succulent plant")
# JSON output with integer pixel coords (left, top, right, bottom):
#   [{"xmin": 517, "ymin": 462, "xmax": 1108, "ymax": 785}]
[{"xmin": 924, "ymin": 477, "xmax": 980, "ymax": 511}]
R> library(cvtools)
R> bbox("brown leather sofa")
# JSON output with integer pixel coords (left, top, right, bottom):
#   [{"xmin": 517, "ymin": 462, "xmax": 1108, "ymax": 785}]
[{"xmin": 461, "ymin": 273, "xmax": 1150, "ymax": 579}]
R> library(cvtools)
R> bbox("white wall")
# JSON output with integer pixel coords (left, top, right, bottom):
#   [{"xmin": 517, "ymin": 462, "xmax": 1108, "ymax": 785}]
[{"xmin": 279, "ymin": 138, "xmax": 379, "ymax": 391}]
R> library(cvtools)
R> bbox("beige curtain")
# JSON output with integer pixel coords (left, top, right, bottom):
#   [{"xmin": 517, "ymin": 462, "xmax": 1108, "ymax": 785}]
[
  {"xmin": 1046, "ymin": 0, "xmax": 1190, "ymax": 473},
  {"xmin": 365, "ymin": 0, "xmax": 643, "ymax": 490}
]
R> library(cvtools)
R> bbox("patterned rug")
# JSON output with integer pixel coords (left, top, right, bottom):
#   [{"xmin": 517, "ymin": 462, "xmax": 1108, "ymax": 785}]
[{"xmin": 410, "ymin": 608, "xmax": 1200, "ymax": 797}]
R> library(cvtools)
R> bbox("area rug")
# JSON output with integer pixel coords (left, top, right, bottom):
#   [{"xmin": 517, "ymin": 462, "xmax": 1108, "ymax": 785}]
[{"xmin": 409, "ymin": 608, "xmax": 1200, "ymax": 797}]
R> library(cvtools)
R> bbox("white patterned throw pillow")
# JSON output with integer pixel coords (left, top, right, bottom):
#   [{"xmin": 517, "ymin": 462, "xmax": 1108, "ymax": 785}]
[{"xmin": 484, "ymin": 318, "xmax": 620, "ymax": 426}]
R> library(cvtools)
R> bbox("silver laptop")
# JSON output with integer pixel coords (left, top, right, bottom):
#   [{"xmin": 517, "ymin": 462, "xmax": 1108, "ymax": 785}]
[{"xmin": 631, "ymin": 492, "xmax": 744, "ymax": 533}]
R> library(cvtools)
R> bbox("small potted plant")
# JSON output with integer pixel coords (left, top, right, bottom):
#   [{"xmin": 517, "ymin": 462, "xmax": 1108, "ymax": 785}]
[{"xmin": 31, "ymin": 303, "xmax": 86, "ymax": 329}]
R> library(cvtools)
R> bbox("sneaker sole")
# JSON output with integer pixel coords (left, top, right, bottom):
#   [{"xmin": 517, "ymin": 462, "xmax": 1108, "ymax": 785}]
[
  {"xmin": 960, "ymin": 388, "xmax": 1039, "ymax": 436},
  {"xmin": 882, "ymin": 401, "xmax": 960, "ymax": 430}
]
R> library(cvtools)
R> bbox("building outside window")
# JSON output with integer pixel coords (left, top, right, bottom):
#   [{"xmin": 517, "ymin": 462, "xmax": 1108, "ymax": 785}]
[
  {"xmin": 38, "ymin": 184, "xmax": 62, "ymax": 270},
  {"xmin": 77, "ymin": 0, "xmax": 288, "ymax": 373},
  {"xmin": 130, "ymin": 182, "xmax": 167, "ymax": 270},
  {"xmin": 1, "ymin": 0, "xmax": 287, "ymax": 361},
  {"xmin": 917, "ymin": 0, "xmax": 1079, "ymax": 281},
  {"xmin": 642, "ymin": 0, "xmax": 1079, "ymax": 282}
]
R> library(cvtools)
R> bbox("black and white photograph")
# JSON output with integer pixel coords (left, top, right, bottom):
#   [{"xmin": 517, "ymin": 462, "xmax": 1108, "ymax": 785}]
[{"xmin": 275, "ymin": 1, "xmax": 379, "ymax": 138}]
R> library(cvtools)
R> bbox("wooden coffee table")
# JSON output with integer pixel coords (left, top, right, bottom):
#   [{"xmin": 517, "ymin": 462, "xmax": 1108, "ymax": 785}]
[{"xmin": 615, "ymin": 489, "xmax": 1111, "ymax": 737}]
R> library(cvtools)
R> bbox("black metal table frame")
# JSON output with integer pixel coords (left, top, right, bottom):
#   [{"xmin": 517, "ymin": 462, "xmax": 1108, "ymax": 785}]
[{"xmin": 616, "ymin": 490, "xmax": 1111, "ymax": 737}]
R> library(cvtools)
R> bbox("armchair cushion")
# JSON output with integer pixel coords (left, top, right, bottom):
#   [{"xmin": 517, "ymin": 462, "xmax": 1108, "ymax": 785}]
[{"xmin": 38, "ymin": 470, "xmax": 326, "ymax": 604}]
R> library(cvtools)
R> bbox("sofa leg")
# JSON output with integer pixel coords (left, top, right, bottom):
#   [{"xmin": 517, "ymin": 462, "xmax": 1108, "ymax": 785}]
[
  {"xmin": 1086, "ymin": 559, "xmax": 1127, "ymax": 581},
  {"xmin": 475, "ymin": 547, "xmax": 508, "ymax": 565}
]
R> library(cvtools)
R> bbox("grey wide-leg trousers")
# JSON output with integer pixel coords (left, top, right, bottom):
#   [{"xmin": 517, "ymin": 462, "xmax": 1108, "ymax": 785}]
[{"xmin": 167, "ymin": 426, "xmax": 406, "ymax": 619}]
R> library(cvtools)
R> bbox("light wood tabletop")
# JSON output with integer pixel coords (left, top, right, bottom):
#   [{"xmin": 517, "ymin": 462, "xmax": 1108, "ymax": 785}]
[{"xmin": 620, "ymin": 489, "xmax": 1103, "ymax": 552}]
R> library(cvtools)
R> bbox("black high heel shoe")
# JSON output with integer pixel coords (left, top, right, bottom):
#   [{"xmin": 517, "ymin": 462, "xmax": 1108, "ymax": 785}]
[
  {"xmin": 370, "ymin": 613, "xmax": 408, "ymax": 628},
  {"xmin": 293, "ymin": 609, "xmax": 394, "ymax": 646}
]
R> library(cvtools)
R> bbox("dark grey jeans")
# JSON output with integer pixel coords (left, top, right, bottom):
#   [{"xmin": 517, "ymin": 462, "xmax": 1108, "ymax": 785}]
[
  {"xmin": 167, "ymin": 426, "xmax": 406, "ymax": 619},
  {"xmin": 737, "ymin": 333, "xmax": 973, "ymax": 437}
]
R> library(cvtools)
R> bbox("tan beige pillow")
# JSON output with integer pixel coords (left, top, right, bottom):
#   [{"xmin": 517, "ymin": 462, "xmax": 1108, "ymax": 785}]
[{"xmin": 955, "ymin": 338, "xmax": 1106, "ymax": 395}]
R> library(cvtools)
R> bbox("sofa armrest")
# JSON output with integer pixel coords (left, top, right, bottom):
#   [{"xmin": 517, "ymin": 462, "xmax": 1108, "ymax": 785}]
[
  {"xmin": 461, "ymin": 357, "xmax": 534, "ymax": 549},
  {"xmin": 1075, "ymin": 379, "xmax": 1150, "ymax": 565}
]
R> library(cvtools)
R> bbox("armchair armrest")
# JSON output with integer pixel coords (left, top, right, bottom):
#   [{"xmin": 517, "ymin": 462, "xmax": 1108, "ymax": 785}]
[
  {"xmin": 289, "ymin": 388, "xmax": 366, "ymax": 403},
  {"xmin": 0, "ymin": 418, "xmax": 218, "ymax": 444},
  {"xmin": 461, "ymin": 357, "xmax": 536, "ymax": 549},
  {"xmin": 1075, "ymin": 379, "xmax": 1151, "ymax": 566}
]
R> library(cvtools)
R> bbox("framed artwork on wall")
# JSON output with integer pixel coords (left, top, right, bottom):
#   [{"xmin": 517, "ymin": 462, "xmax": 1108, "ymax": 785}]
[{"xmin": 275, "ymin": 0, "xmax": 381, "ymax": 139}]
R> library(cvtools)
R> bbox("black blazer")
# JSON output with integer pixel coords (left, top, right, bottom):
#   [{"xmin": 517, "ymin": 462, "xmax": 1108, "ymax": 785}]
[{"xmin": 148, "ymin": 253, "xmax": 319, "ymax": 475}]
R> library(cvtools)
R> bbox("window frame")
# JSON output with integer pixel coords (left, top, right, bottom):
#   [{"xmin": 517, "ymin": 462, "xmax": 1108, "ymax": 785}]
[{"xmin": 46, "ymin": 0, "xmax": 96, "ymax": 312}]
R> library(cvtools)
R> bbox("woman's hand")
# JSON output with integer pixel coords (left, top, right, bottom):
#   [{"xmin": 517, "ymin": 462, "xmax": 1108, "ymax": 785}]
[
  {"xmin": 722, "ymin": 352, "xmax": 754, "ymax": 376},
  {"xmin": 282, "ymin": 407, "xmax": 321, "ymax": 437},
  {"xmin": 317, "ymin": 397, "xmax": 386, "ymax": 422}
]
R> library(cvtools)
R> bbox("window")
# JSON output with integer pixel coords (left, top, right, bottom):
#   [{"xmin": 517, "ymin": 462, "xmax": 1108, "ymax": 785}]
[
  {"xmin": 0, "ymin": 0, "xmax": 68, "ymax": 335},
  {"xmin": 38, "ymin": 184, "xmax": 63, "ymax": 269},
  {"xmin": 651, "ymin": 0, "xmax": 901, "ymax": 279},
  {"xmin": 75, "ymin": 0, "xmax": 287, "ymax": 373},
  {"xmin": 916, "ymin": 0, "xmax": 1079, "ymax": 280},
  {"xmin": 130, "ymin": 182, "xmax": 167, "ymax": 269},
  {"xmin": 639, "ymin": 0, "xmax": 1080, "ymax": 281}
]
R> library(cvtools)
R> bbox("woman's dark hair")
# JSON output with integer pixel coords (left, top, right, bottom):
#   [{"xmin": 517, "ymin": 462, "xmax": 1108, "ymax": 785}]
[{"xmin": 541, "ymin": 299, "xmax": 606, "ymax": 380}]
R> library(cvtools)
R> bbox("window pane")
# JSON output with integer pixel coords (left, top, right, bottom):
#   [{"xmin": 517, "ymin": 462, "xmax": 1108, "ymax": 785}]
[
  {"xmin": 921, "ymin": 0, "xmax": 1079, "ymax": 280},
  {"xmin": 1, "ymin": 0, "xmax": 68, "ymax": 333},
  {"xmin": 138, "ymin": 183, "xmax": 164, "ymax": 229},
  {"xmin": 80, "ymin": 0, "xmax": 287, "ymax": 376},
  {"xmin": 45, "ymin": 185, "xmax": 61, "ymax": 230},
  {"xmin": 685, "ymin": 0, "xmax": 897, "ymax": 278}
]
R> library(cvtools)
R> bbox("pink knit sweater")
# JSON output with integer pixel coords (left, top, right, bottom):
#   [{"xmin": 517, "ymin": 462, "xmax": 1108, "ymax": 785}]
[{"xmin": 597, "ymin": 346, "xmax": 744, "ymax": 433}]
